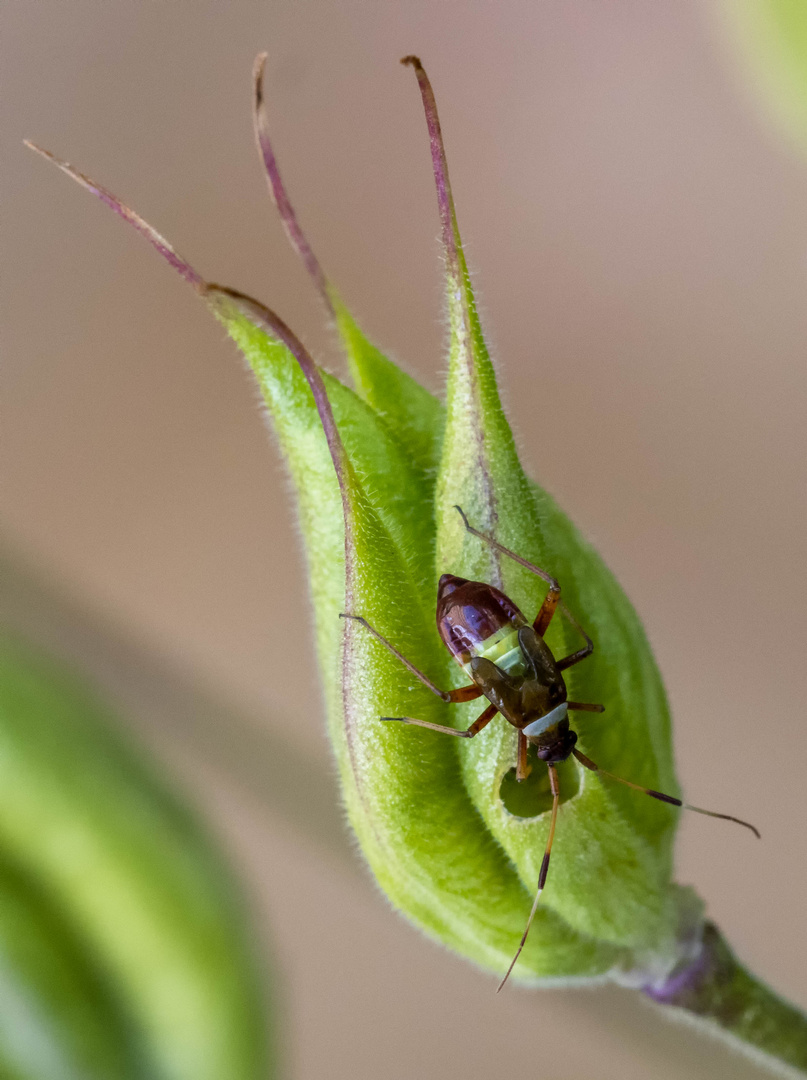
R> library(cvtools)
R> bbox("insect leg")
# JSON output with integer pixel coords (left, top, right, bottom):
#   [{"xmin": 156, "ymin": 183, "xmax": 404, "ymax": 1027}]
[
  {"xmin": 555, "ymin": 610, "xmax": 595, "ymax": 671},
  {"xmin": 453, "ymin": 505, "xmax": 559, "ymax": 592},
  {"xmin": 498, "ymin": 763, "xmax": 560, "ymax": 992},
  {"xmin": 340, "ymin": 613, "xmax": 482, "ymax": 703},
  {"xmin": 533, "ymin": 592, "xmax": 560, "ymax": 637},
  {"xmin": 566, "ymin": 702, "xmax": 605, "ymax": 713},
  {"xmin": 452, "ymin": 506, "xmax": 595, "ymax": 650},
  {"xmin": 573, "ymin": 750, "xmax": 760, "ymax": 838},
  {"xmin": 380, "ymin": 701, "xmax": 498, "ymax": 739},
  {"xmin": 516, "ymin": 731, "xmax": 532, "ymax": 781}
]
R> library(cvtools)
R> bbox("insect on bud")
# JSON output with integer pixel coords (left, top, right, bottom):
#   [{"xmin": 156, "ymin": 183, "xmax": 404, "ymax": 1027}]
[{"xmin": 26, "ymin": 52, "xmax": 762, "ymax": 1000}]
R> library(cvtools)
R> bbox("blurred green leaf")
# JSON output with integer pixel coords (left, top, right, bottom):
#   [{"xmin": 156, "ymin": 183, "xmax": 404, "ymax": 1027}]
[
  {"xmin": 0, "ymin": 856, "xmax": 145, "ymax": 1080},
  {"xmin": 0, "ymin": 638, "xmax": 272, "ymax": 1080},
  {"xmin": 719, "ymin": 0, "xmax": 807, "ymax": 154}
]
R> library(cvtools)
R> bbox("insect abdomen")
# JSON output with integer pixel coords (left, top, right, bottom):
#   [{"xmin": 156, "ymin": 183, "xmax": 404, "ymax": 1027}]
[{"xmin": 436, "ymin": 575, "xmax": 528, "ymax": 671}]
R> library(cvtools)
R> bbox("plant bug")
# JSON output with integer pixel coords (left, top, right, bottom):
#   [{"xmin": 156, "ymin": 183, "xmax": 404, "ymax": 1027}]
[{"xmin": 341, "ymin": 505, "xmax": 759, "ymax": 991}]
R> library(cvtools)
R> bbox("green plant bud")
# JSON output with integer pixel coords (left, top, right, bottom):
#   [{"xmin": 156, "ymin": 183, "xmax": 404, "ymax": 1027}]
[{"xmin": 0, "ymin": 638, "xmax": 271, "ymax": 1080}]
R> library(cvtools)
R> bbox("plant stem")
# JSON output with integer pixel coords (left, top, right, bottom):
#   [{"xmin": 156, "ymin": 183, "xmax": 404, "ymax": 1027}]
[{"xmin": 645, "ymin": 922, "xmax": 807, "ymax": 1077}]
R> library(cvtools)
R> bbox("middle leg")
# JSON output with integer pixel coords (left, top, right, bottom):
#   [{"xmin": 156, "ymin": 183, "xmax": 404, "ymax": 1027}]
[{"xmin": 555, "ymin": 615, "xmax": 595, "ymax": 671}]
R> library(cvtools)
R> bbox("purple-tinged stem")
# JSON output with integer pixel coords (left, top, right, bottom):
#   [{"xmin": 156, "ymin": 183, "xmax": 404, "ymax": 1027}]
[
  {"xmin": 24, "ymin": 141, "xmax": 207, "ymax": 293},
  {"xmin": 252, "ymin": 54, "xmax": 333, "ymax": 315},
  {"xmin": 644, "ymin": 922, "xmax": 807, "ymax": 1075}
]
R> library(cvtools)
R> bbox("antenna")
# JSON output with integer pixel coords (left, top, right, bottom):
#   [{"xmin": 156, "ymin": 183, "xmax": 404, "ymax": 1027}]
[
  {"xmin": 573, "ymin": 749, "xmax": 760, "ymax": 838},
  {"xmin": 498, "ymin": 764, "xmax": 561, "ymax": 992}
]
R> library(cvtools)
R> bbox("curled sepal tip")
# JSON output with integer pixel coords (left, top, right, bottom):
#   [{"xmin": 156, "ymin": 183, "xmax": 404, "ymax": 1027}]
[
  {"xmin": 252, "ymin": 54, "xmax": 331, "ymax": 310},
  {"xmin": 400, "ymin": 56, "xmax": 459, "ymax": 274},
  {"xmin": 24, "ymin": 140, "xmax": 206, "ymax": 292},
  {"xmin": 251, "ymin": 53, "xmax": 444, "ymax": 473}
]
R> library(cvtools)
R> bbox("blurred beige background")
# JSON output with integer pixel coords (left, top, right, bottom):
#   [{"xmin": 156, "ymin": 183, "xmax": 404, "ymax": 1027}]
[{"xmin": 3, "ymin": 1, "xmax": 806, "ymax": 1077}]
